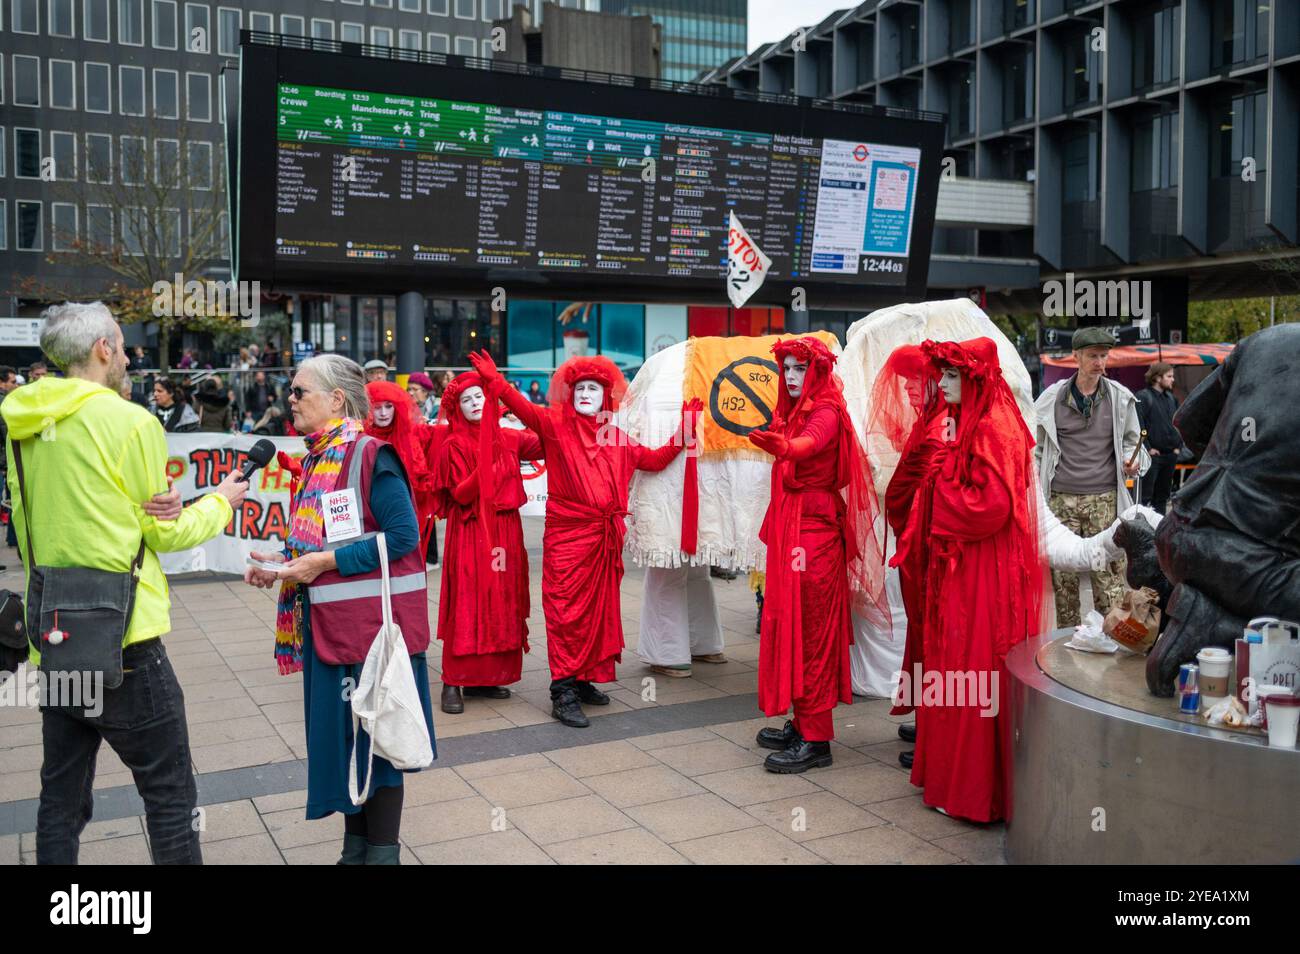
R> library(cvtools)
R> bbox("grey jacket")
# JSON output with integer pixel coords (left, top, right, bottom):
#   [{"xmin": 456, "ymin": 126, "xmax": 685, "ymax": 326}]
[{"xmin": 1034, "ymin": 375, "xmax": 1150, "ymax": 510}]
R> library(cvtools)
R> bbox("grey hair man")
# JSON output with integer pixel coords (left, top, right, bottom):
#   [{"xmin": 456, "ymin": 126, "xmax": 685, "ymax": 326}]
[
  {"xmin": 1034, "ymin": 326, "xmax": 1150, "ymax": 626},
  {"xmin": 3, "ymin": 302, "xmax": 249, "ymax": 864}
]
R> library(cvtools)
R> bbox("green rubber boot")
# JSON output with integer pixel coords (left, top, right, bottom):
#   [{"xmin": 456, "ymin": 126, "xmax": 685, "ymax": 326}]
[
  {"xmin": 364, "ymin": 842, "xmax": 401, "ymax": 865},
  {"xmin": 337, "ymin": 833, "xmax": 367, "ymax": 866}
]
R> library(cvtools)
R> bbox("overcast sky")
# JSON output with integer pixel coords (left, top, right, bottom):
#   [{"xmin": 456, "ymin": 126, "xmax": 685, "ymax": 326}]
[{"xmin": 747, "ymin": 0, "xmax": 851, "ymax": 52}]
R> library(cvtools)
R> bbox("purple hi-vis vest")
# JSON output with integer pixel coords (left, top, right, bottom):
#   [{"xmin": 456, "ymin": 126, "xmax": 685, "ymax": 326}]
[{"xmin": 307, "ymin": 436, "xmax": 431, "ymax": 666}]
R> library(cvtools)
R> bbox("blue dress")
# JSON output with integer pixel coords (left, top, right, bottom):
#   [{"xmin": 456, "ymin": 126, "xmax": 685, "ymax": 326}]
[{"xmin": 299, "ymin": 446, "xmax": 437, "ymax": 819}]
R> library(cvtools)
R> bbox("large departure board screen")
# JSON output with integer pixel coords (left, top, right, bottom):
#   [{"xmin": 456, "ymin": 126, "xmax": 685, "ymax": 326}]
[{"xmin": 237, "ymin": 41, "xmax": 946, "ymax": 306}]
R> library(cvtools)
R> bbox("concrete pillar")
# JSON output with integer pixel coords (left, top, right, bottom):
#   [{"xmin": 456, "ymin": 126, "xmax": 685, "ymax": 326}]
[
  {"xmin": 348, "ymin": 296, "xmax": 359, "ymax": 361},
  {"xmin": 396, "ymin": 291, "xmax": 425, "ymax": 374}
]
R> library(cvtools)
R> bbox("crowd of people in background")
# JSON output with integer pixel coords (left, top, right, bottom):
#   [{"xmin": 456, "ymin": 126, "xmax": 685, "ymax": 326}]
[{"xmin": 0, "ymin": 341, "xmax": 559, "ymax": 446}]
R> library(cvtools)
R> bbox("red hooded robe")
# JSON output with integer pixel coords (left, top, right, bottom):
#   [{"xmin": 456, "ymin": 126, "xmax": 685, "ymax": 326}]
[
  {"xmin": 430, "ymin": 371, "xmax": 542, "ymax": 687},
  {"xmin": 870, "ymin": 344, "xmax": 946, "ymax": 717},
  {"xmin": 487, "ymin": 355, "xmax": 690, "ymax": 684},
  {"xmin": 885, "ymin": 337, "xmax": 1047, "ymax": 823},
  {"xmin": 750, "ymin": 337, "xmax": 886, "ymax": 741}
]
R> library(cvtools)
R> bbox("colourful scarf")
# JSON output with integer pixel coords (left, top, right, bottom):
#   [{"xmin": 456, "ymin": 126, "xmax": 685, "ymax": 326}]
[{"xmin": 275, "ymin": 417, "xmax": 361, "ymax": 674}]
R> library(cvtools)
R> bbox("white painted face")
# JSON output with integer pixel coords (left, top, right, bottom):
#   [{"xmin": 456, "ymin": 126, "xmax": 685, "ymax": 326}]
[
  {"xmin": 459, "ymin": 385, "xmax": 485, "ymax": 422},
  {"xmin": 939, "ymin": 367, "xmax": 962, "ymax": 405},
  {"xmin": 573, "ymin": 379, "xmax": 604, "ymax": 417},
  {"xmin": 783, "ymin": 355, "xmax": 808, "ymax": 399},
  {"xmin": 372, "ymin": 401, "xmax": 395, "ymax": 427}
]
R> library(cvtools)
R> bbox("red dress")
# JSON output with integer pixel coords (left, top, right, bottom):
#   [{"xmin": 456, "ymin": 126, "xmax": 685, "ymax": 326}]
[
  {"xmin": 758, "ymin": 404, "xmax": 852, "ymax": 733},
  {"xmin": 884, "ymin": 407, "xmax": 947, "ymax": 716},
  {"xmin": 752, "ymin": 337, "xmax": 885, "ymax": 742},
  {"xmin": 886, "ymin": 337, "xmax": 1046, "ymax": 822},
  {"xmin": 496, "ymin": 367, "xmax": 684, "ymax": 683},
  {"xmin": 432, "ymin": 418, "xmax": 541, "ymax": 687}
]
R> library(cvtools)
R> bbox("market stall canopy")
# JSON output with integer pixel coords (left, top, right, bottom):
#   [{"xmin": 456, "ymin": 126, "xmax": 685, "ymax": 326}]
[{"xmin": 1042, "ymin": 343, "xmax": 1235, "ymax": 368}]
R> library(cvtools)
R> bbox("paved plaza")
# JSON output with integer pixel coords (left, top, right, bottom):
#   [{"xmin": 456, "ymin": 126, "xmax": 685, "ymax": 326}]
[{"xmin": 0, "ymin": 518, "xmax": 1005, "ymax": 865}]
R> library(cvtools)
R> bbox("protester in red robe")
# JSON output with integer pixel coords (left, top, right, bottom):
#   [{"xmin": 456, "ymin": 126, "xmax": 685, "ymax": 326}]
[
  {"xmin": 364, "ymin": 380, "xmax": 436, "ymax": 562},
  {"xmin": 869, "ymin": 345, "xmax": 946, "ymax": 769},
  {"xmin": 468, "ymin": 349, "xmax": 701, "ymax": 728},
  {"xmin": 880, "ymin": 337, "xmax": 1047, "ymax": 822},
  {"xmin": 430, "ymin": 371, "xmax": 542, "ymax": 715},
  {"xmin": 747, "ymin": 336, "xmax": 887, "ymax": 773}
]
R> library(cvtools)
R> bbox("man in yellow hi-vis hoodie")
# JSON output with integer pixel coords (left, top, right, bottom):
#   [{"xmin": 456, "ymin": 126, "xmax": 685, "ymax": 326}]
[{"xmin": 4, "ymin": 303, "xmax": 248, "ymax": 865}]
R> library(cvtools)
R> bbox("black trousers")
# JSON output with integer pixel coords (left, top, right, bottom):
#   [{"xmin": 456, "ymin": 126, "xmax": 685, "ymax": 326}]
[
  {"xmin": 1141, "ymin": 452, "xmax": 1177, "ymax": 514},
  {"xmin": 36, "ymin": 639, "xmax": 201, "ymax": 865}
]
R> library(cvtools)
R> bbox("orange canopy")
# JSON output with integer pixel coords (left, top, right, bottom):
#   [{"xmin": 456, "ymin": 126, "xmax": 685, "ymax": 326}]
[{"xmin": 1042, "ymin": 343, "xmax": 1235, "ymax": 368}]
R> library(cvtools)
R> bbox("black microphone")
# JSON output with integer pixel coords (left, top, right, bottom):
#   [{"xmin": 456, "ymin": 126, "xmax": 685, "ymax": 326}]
[{"xmin": 238, "ymin": 439, "xmax": 277, "ymax": 482}]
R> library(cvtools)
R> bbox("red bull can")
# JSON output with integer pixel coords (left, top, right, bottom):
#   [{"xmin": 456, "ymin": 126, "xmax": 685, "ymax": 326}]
[{"xmin": 1178, "ymin": 663, "xmax": 1200, "ymax": 713}]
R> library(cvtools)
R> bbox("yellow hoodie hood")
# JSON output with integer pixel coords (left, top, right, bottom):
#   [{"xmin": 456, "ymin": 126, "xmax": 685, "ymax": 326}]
[{"xmin": 1, "ymin": 375, "xmax": 115, "ymax": 441}]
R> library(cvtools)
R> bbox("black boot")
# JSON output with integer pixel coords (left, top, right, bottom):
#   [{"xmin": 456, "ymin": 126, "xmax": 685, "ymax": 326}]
[
  {"xmin": 463, "ymin": 686, "xmax": 511, "ymax": 699},
  {"xmin": 550, "ymin": 678, "xmax": 589, "ymax": 728},
  {"xmin": 898, "ymin": 723, "xmax": 916, "ymax": 744},
  {"xmin": 575, "ymin": 681, "xmax": 609, "ymax": 706},
  {"xmin": 440, "ymin": 684, "xmax": 464, "ymax": 714},
  {"xmin": 755, "ymin": 720, "xmax": 799, "ymax": 751},
  {"xmin": 898, "ymin": 750, "xmax": 914, "ymax": 769},
  {"xmin": 764, "ymin": 739, "xmax": 833, "ymax": 774}
]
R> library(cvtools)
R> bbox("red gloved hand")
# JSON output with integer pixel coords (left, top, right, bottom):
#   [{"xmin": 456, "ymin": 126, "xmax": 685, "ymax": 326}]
[
  {"xmin": 468, "ymin": 349, "xmax": 502, "ymax": 385},
  {"xmin": 747, "ymin": 428, "xmax": 790, "ymax": 458},
  {"xmin": 276, "ymin": 451, "xmax": 302, "ymax": 479},
  {"xmin": 928, "ymin": 441, "xmax": 956, "ymax": 481}
]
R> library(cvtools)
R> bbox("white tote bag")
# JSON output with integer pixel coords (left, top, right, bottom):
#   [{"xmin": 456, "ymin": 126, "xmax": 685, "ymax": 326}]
[{"xmin": 348, "ymin": 532, "xmax": 434, "ymax": 806}]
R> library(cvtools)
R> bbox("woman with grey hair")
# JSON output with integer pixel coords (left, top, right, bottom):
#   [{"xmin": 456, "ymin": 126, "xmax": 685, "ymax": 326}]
[{"xmin": 243, "ymin": 353, "xmax": 435, "ymax": 865}]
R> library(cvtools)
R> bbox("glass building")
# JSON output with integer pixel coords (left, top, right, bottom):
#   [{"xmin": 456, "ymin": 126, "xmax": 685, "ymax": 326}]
[
  {"xmin": 0, "ymin": 0, "xmax": 801, "ymax": 380},
  {"xmin": 600, "ymin": 0, "xmax": 746, "ymax": 82}
]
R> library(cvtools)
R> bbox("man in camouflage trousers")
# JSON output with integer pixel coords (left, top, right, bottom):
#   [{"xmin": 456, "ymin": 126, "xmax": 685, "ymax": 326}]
[
  {"xmin": 1046, "ymin": 490, "xmax": 1126, "ymax": 623},
  {"xmin": 1034, "ymin": 328, "xmax": 1150, "ymax": 626}
]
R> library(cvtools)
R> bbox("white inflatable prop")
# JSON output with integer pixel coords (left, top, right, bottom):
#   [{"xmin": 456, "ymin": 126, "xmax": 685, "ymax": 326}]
[
  {"xmin": 622, "ymin": 337, "xmax": 841, "ymax": 573},
  {"xmin": 620, "ymin": 299, "xmax": 1126, "ymax": 699}
]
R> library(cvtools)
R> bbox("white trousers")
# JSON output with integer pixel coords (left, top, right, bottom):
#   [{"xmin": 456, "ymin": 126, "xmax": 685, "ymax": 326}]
[
  {"xmin": 637, "ymin": 564, "xmax": 725, "ymax": 666},
  {"xmin": 848, "ymin": 565, "xmax": 909, "ymax": 698}
]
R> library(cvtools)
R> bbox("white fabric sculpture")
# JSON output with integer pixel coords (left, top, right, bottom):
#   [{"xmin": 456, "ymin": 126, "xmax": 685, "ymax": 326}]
[
  {"xmin": 622, "ymin": 338, "xmax": 844, "ymax": 572},
  {"xmin": 617, "ymin": 303, "xmax": 1159, "ymax": 697}
]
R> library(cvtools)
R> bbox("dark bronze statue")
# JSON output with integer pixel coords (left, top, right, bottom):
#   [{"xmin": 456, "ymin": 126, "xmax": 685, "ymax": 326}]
[{"xmin": 1123, "ymin": 324, "xmax": 1300, "ymax": 696}]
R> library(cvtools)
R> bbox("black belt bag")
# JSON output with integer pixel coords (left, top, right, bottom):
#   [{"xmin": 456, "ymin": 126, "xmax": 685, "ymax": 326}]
[{"xmin": 13, "ymin": 441, "xmax": 145, "ymax": 691}]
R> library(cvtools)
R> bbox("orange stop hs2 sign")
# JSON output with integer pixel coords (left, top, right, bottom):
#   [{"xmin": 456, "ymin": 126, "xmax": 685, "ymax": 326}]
[{"xmin": 709, "ymin": 357, "xmax": 780, "ymax": 437}]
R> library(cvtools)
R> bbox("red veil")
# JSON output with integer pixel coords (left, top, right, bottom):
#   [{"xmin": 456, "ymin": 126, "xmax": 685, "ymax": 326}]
[
  {"xmin": 433, "ymin": 369, "xmax": 490, "ymax": 498},
  {"xmin": 364, "ymin": 380, "xmax": 429, "ymax": 482},
  {"xmin": 918, "ymin": 337, "xmax": 1047, "ymax": 639},
  {"xmin": 768, "ymin": 336, "xmax": 888, "ymax": 624},
  {"xmin": 434, "ymin": 369, "xmax": 513, "ymax": 639},
  {"xmin": 869, "ymin": 344, "xmax": 943, "ymax": 462}
]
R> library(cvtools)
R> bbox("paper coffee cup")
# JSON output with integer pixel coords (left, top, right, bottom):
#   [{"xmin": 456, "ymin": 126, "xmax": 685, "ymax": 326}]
[
  {"xmin": 1196, "ymin": 647, "xmax": 1232, "ymax": 705},
  {"xmin": 1256, "ymin": 684, "xmax": 1297, "ymax": 731},
  {"xmin": 1261, "ymin": 692, "xmax": 1300, "ymax": 748}
]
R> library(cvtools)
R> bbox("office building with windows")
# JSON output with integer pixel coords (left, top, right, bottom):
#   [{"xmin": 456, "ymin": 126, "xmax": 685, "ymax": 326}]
[
  {"xmin": 698, "ymin": 0, "xmax": 1300, "ymax": 324},
  {"xmin": 0, "ymin": 0, "xmax": 522, "ymax": 361},
  {"xmin": 600, "ymin": 0, "xmax": 745, "ymax": 82},
  {"xmin": 0, "ymin": 0, "xmax": 768, "ymax": 374}
]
